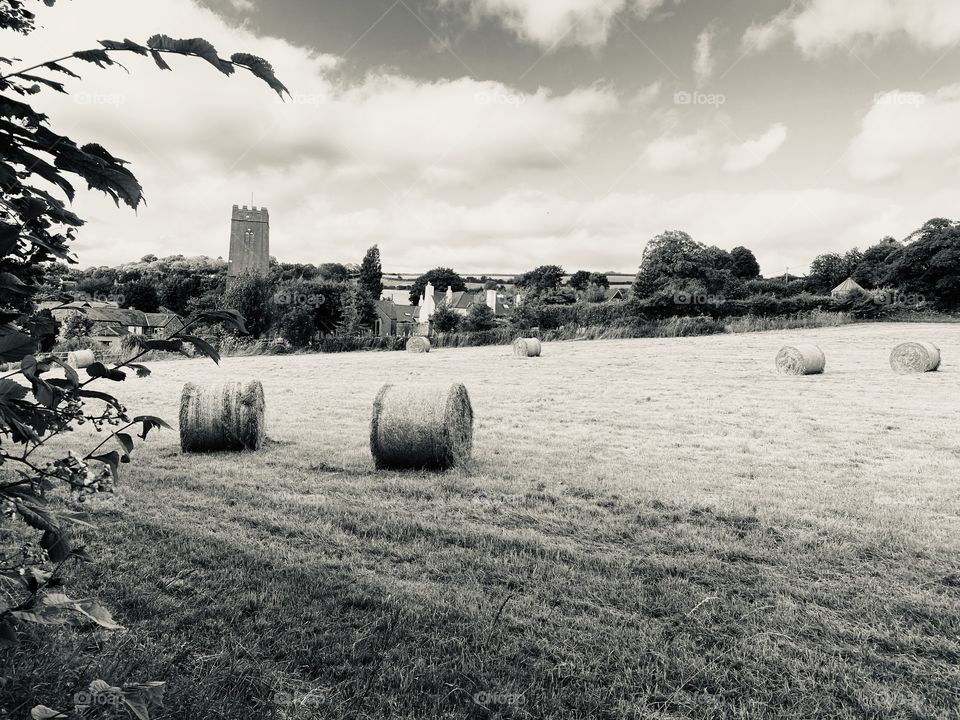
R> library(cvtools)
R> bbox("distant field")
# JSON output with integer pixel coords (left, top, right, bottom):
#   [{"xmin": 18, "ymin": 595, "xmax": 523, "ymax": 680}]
[{"xmin": 8, "ymin": 323, "xmax": 960, "ymax": 718}]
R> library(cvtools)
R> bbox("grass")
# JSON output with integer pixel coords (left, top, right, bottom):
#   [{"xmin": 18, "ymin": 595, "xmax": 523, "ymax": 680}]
[{"xmin": 3, "ymin": 322, "xmax": 960, "ymax": 719}]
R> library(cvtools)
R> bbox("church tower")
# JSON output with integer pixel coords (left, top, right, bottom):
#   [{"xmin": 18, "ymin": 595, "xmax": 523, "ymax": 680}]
[{"xmin": 228, "ymin": 204, "xmax": 270, "ymax": 278}]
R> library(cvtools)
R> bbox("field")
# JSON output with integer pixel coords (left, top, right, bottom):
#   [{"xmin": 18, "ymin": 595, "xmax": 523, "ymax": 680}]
[{"xmin": 8, "ymin": 322, "xmax": 960, "ymax": 719}]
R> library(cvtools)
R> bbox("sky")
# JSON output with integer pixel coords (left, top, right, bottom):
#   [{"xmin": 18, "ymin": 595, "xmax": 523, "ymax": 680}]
[{"xmin": 6, "ymin": 0, "xmax": 960, "ymax": 275}]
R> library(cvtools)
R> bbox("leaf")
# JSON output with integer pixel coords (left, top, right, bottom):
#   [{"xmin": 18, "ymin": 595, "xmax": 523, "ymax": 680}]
[
  {"xmin": 115, "ymin": 432, "xmax": 135, "ymax": 460},
  {"xmin": 18, "ymin": 72, "xmax": 66, "ymax": 94},
  {"xmin": 72, "ymin": 49, "xmax": 115, "ymax": 69},
  {"xmin": 0, "ymin": 331, "xmax": 37, "ymax": 362},
  {"xmin": 40, "ymin": 529, "xmax": 72, "ymax": 563},
  {"xmin": 193, "ymin": 309, "xmax": 248, "ymax": 335},
  {"xmin": 149, "ymin": 50, "xmax": 171, "ymax": 71},
  {"xmin": 48, "ymin": 357, "xmax": 80, "ymax": 387},
  {"xmin": 122, "ymin": 681, "xmax": 167, "ymax": 720},
  {"xmin": 15, "ymin": 502, "xmax": 58, "ymax": 533},
  {"xmin": 76, "ymin": 388, "xmax": 125, "ymax": 411},
  {"xmin": 0, "ymin": 617, "xmax": 18, "ymax": 648},
  {"xmin": 133, "ymin": 415, "xmax": 172, "ymax": 440},
  {"xmin": 180, "ymin": 335, "xmax": 220, "ymax": 364},
  {"xmin": 99, "ymin": 38, "xmax": 149, "ymax": 56},
  {"xmin": 147, "ymin": 35, "xmax": 234, "ymax": 75},
  {"xmin": 127, "ymin": 363, "xmax": 151, "ymax": 378},
  {"xmin": 0, "ymin": 379, "xmax": 28, "ymax": 402},
  {"xmin": 90, "ymin": 451, "xmax": 121, "ymax": 483},
  {"xmin": 144, "ymin": 339, "xmax": 184, "ymax": 353},
  {"xmin": 31, "ymin": 706, "xmax": 68, "ymax": 720},
  {"xmin": 43, "ymin": 61, "xmax": 81, "ymax": 79},
  {"xmin": 231, "ymin": 52, "xmax": 289, "ymax": 98},
  {"xmin": 85, "ymin": 362, "xmax": 126, "ymax": 382}
]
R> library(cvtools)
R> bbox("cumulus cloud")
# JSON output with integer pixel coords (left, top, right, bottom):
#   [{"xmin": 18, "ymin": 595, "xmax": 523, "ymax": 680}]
[
  {"xmin": 644, "ymin": 123, "xmax": 788, "ymax": 174},
  {"xmin": 723, "ymin": 123, "xmax": 788, "ymax": 173},
  {"xmin": 848, "ymin": 86, "xmax": 960, "ymax": 182},
  {"xmin": 743, "ymin": 0, "xmax": 960, "ymax": 55},
  {"xmin": 436, "ymin": 0, "xmax": 672, "ymax": 49}
]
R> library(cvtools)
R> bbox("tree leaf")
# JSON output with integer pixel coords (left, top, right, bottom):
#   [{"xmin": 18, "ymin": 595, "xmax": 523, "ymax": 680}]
[
  {"xmin": 30, "ymin": 706, "xmax": 68, "ymax": 719},
  {"xmin": 89, "ymin": 451, "xmax": 121, "ymax": 483},
  {"xmin": 85, "ymin": 362, "xmax": 126, "ymax": 382},
  {"xmin": 115, "ymin": 431, "xmax": 135, "ymax": 460},
  {"xmin": 0, "ymin": 331, "xmax": 37, "ymax": 361},
  {"xmin": 180, "ymin": 335, "xmax": 220, "ymax": 364},
  {"xmin": 40, "ymin": 528, "xmax": 72, "ymax": 563},
  {"xmin": 132, "ymin": 415, "xmax": 172, "ymax": 440}
]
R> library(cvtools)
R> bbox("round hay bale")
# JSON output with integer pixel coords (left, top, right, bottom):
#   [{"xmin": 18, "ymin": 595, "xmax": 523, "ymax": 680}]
[
  {"xmin": 513, "ymin": 338, "xmax": 542, "ymax": 357},
  {"xmin": 370, "ymin": 383, "xmax": 473, "ymax": 470},
  {"xmin": 406, "ymin": 336, "xmax": 431, "ymax": 354},
  {"xmin": 890, "ymin": 341, "xmax": 940, "ymax": 374},
  {"xmin": 67, "ymin": 349, "xmax": 96, "ymax": 369},
  {"xmin": 775, "ymin": 345, "xmax": 825, "ymax": 375},
  {"xmin": 179, "ymin": 380, "xmax": 266, "ymax": 453}
]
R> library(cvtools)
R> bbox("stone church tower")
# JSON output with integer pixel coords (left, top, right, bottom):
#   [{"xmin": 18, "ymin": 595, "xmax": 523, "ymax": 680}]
[{"xmin": 228, "ymin": 204, "xmax": 270, "ymax": 278}]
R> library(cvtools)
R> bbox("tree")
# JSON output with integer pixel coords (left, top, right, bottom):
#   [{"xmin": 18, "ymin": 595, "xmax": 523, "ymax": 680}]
[
  {"xmin": 807, "ymin": 252, "xmax": 848, "ymax": 294},
  {"xmin": 276, "ymin": 305, "xmax": 316, "ymax": 347},
  {"xmin": 62, "ymin": 313, "xmax": 95, "ymax": 340},
  {"xmin": 120, "ymin": 279, "xmax": 160, "ymax": 312},
  {"xmin": 515, "ymin": 265, "xmax": 564, "ymax": 296},
  {"xmin": 852, "ymin": 237, "xmax": 902, "ymax": 288},
  {"xmin": 730, "ymin": 246, "xmax": 761, "ymax": 279},
  {"xmin": 589, "ymin": 272, "xmax": 610, "ymax": 289},
  {"xmin": 431, "ymin": 302, "xmax": 461, "ymax": 333},
  {"xmin": 359, "ymin": 245, "xmax": 383, "ymax": 301},
  {"xmin": 462, "ymin": 302, "xmax": 497, "ymax": 332},
  {"xmin": 632, "ymin": 231, "xmax": 738, "ymax": 298},
  {"xmin": 223, "ymin": 274, "xmax": 276, "ymax": 338},
  {"xmin": 0, "ymin": 7, "xmax": 283, "ymax": 715},
  {"xmin": 568, "ymin": 270, "xmax": 592, "ymax": 291},
  {"xmin": 884, "ymin": 219, "xmax": 960, "ymax": 309},
  {"xmin": 318, "ymin": 263, "xmax": 349, "ymax": 283},
  {"xmin": 409, "ymin": 267, "xmax": 466, "ymax": 305}
]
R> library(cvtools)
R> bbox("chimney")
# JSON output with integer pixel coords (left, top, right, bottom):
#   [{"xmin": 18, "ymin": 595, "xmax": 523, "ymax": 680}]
[
  {"xmin": 446, "ymin": 286, "xmax": 453, "ymax": 302},
  {"xmin": 423, "ymin": 282, "xmax": 436, "ymax": 319},
  {"xmin": 486, "ymin": 289, "xmax": 498, "ymax": 314}
]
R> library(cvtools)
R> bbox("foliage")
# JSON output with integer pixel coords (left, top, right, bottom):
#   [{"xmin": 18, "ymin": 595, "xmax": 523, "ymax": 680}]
[
  {"xmin": 119, "ymin": 279, "xmax": 160, "ymax": 313},
  {"xmin": 461, "ymin": 303, "xmax": 496, "ymax": 332},
  {"xmin": 807, "ymin": 249, "xmax": 863, "ymax": 294},
  {"xmin": 0, "ymin": 4, "xmax": 284, "ymax": 715},
  {"xmin": 633, "ymin": 231, "xmax": 748, "ymax": 300},
  {"xmin": 318, "ymin": 263, "xmax": 349, "ymax": 283},
  {"xmin": 568, "ymin": 270, "xmax": 592, "ymax": 291},
  {"xmin": 61, "ymin": 313, "xmax": 94, "ymax": 340},
  {"xmin": 730, "ymin": 246, "xmax": 761, "ymax": 279},
  {"xmin": 222, "ymin": 274, "xmax": 275, "ymax": 339},
  {"xmin": 851, "ymin": 237, "xmax": 901, "ymax": 288},
  {"xmin": 408, "ymin": 267, "xmax": 466, "ymax": 306},
  {"xmin": 358, "ymin": 245, "xmax": 383, "ymax": 302},
  {"xmin": 430, "ymin": 302, "xmax": 461, "ymax": 333},
  {"xmin": 884, "ymin": 219, "xmax": 960, "ymax": 310},
  {"xmin": 276, "ymin": 305, "xmax": 315, "ymax": 347},
  {"xmin": 515, "ymin": 265, "xmax": 564, "ymax": 296},
  {"xmin": 589, "ymin": 272, "xmax": 609, "ymax": 289}
]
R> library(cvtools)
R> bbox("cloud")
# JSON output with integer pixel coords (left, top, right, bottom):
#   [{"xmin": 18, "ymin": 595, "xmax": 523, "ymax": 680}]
[
  {"xmin": 436, "ymin": 0, "xmax": 672, "ymax": 49},
  {"xmin": 848, "ymin": 86, "xmax": 960, "ymax": 182},
  {"xmin": 693, "ymin": 25, "xmax": 716, "ymax": 86},
  {"xmin": 644, "ymin": 123, "xmax": 788, "ymax": 174},
  {"xmin": 743, "ymin": 0, "xmax": 960, "ymax": 55},
  {"xmin": 723, "ymin": 123, "xmax": 788, "ymax": 173}
]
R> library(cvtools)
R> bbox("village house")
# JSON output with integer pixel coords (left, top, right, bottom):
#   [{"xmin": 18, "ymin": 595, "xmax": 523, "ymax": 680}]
[{"xmin": 45, "ymin": 300, "xmax": 184, "ymax": 353}]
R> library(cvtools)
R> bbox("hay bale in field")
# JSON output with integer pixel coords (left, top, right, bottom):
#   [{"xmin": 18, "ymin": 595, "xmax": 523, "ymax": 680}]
[
  {"xmin": 890, "ymin": 341, "xmax": 940, "ymax": 374},
  {"xmin": 513, "ymin": 338, "xmax": 542, "ymax": 357},
  {"xmin": 406, "ymin": 336, "xmax": 431, "ymax": 354},
  {"xmin": 67, "ymin": 349, "xmax": 96, "ymax": 369},
  {"xmin": 775, "ymin": 344, "xmax": 825, "ymax": 375},
  {"xmin": 179, "ymin": 380, "xmax": 265, "ymax": 453},
  {"xmin": 370, "ymin": 383, "xmax": 473, "ymax": 470}
]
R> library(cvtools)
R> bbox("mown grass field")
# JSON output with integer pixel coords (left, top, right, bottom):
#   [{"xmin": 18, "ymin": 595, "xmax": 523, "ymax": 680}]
[{"xmin": 6, "ymin": 322, "xmax": 960, "ymax": 719}]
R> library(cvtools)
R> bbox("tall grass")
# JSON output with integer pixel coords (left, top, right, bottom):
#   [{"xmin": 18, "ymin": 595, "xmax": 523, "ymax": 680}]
[{"xmin": 723, "ymin": 310, "xmax": 853, "ymax": 334}]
